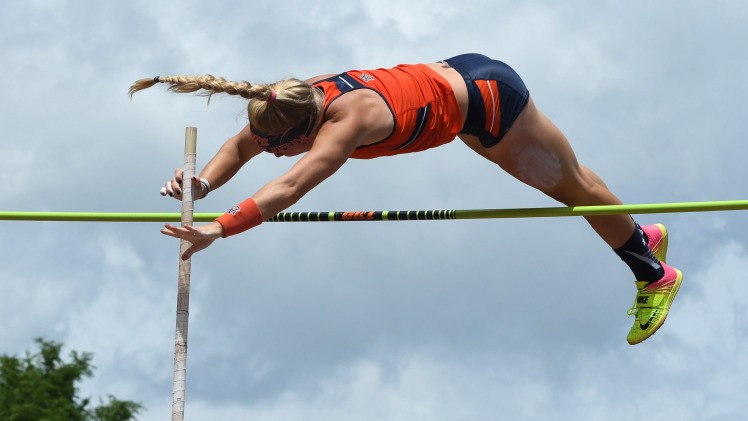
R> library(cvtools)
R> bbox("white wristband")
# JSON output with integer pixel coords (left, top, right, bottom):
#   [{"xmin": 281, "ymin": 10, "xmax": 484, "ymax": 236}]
[{"xmin": 199, "ymin": 178, "xmax": 211, "ymax": 197}]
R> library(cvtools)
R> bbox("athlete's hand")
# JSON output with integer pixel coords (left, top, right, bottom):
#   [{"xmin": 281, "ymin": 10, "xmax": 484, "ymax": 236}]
[
  {"xmin": 160, "ymin": 168, "xmax": 209, "ymax": 201},
  {"xmin": 161, "ymin": 221, "xmax": 224, "ymax": 260}
]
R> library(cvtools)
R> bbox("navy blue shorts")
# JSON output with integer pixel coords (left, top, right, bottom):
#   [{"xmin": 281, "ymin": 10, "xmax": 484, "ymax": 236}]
[{"xmin": 444, "ymin": 53, "xmax": 530, "ymax": 148}]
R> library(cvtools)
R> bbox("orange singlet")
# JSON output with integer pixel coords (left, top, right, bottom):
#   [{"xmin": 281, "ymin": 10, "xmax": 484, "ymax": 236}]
[{"xmin": 312, "ymin": 64, "xmax": 463, "ymax": 159}]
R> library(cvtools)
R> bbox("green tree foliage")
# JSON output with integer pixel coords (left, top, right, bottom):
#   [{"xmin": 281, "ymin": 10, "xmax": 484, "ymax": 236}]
[{"xmin": 0, "ymin": 338, "xmax": 143, "ymax": 421}]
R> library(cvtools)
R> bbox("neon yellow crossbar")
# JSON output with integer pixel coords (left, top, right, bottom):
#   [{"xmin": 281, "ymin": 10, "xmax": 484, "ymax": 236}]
[{"xmin": 1, "ymin": 200, "xmax": 747, "ymax": 223}]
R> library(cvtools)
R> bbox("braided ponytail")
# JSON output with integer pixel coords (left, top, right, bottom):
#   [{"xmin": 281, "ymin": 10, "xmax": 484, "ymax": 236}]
[
  {"xmin": 128, "ymin": 75, "xmax": 320, "ymax": 133},
  {"xmin": 129, "ymin": 74, "xmax": 255, "ymax": 98}
]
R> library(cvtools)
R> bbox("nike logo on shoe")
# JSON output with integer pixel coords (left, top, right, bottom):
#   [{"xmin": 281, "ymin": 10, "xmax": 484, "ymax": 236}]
[
  {"xmin": 624, "ymin": 251, "xmax": 661, "ymax": 271},
  {"xmin": 639, "ymin": 311, "xmax": 659, "ymax": 330}
]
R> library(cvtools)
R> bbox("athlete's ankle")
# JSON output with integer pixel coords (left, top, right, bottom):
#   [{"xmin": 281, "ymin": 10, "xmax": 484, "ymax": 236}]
[{"xmin": 614, "ymin": 222, "xmax": 664, "ymax": 282}]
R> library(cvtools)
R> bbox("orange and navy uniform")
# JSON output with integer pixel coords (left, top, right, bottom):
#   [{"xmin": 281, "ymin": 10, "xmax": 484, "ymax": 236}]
[
  {"xmin": 443, "ymin": 53, "xmax": 529, "ymax": 148},
  {"xmin": 312, "ymin": 54, "xmax": 530, "ymax": 158},
  {"xmin": 312, "ymin": 64, "xmax": 463, "ymax": 159},
  {"xmin": 222, "ymin": 54, "xmax": 530, "ymax": 236}
]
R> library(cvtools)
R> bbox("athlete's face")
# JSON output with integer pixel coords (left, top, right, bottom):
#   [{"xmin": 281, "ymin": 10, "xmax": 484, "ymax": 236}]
[{"xmin": 250, "ymin": 109, "xmax": 318, "ymax": 157}]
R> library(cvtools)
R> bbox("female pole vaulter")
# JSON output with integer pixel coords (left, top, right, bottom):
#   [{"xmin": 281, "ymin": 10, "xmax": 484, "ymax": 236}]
[{"xmin": 130, "ymin": 53, "xmax": 682, "ymax": 345}]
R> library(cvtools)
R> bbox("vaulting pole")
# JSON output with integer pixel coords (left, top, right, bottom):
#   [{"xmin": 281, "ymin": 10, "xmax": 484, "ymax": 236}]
[{"xmin": 172, "ymin": 127, "xmax": 196, "ymax": 421}]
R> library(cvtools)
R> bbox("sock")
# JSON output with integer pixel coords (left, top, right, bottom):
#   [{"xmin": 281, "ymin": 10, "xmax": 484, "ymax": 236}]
[{"xmin": 613, "ymin": 222, "xmax": 665, "ymax": 283}]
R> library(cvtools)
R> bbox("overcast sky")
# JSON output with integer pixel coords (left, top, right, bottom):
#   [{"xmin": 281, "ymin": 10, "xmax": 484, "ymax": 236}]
[{"xmin": 2, "ymin": 1, "xmax": 748, "ymax": 420}]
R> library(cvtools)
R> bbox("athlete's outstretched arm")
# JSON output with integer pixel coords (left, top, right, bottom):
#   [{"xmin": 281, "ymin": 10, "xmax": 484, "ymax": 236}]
[
  {"xmin": 162, "ymin": 124, "xmax": 262, "ymax": 199},
  {"xmin": 161, "ymin": 90, "xmax": 391, "ymax": 259},
  {"xmin": 249, "ymin": 90, "xmax": 391, "ymax": 218},
  {"xmin": 250, "ymin": 118, "xmax": 361, "ymax": 218},
  {"xmin": 161, "ymin": 111, "xmax": 371, "ymax": 259},
  {"xmin": 200, "ymin": 124, "xmax": 262, "ymax": 190}
]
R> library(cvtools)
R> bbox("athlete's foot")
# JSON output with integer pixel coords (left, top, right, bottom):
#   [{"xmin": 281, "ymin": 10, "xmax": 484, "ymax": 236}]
[{"xmin": 626, "ymin": 263, "xmax": 683, "ymax": 345}]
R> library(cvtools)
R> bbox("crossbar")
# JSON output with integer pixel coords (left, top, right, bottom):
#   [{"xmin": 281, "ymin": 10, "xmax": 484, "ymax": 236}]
[{"xmin": 1, "ymin": 200, "xmax": 747, "ymax": 223}]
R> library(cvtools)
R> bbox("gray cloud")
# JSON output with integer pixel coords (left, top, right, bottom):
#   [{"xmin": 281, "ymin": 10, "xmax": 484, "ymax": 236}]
[{"xmin": 2, "ymin": 1, "xmax": 747, "ymax": 419}]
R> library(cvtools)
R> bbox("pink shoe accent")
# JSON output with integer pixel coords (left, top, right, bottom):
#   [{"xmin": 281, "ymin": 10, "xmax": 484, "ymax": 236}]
[
  {"xmin": 644, "ymin": 263, "xmax": 679, "ymax": 291},
  {"xmin": 641, "ymin": 224, "xmax": 664, "ymax": 251},
  {"xmin": 641, "ymin": 223, "xmax": 668, "ymax": 263}
]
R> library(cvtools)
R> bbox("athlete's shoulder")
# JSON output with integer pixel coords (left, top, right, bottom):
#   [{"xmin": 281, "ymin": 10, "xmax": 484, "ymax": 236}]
[{"xmin": 304, "ymin": 74, "xmax": 338, "ymax": 85}]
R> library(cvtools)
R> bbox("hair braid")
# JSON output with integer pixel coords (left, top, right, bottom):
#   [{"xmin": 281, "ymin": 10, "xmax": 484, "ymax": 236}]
[
  {"xmin": 129, "ymin": 74, "xmax": 263, "ymax": 99},
  {"xmin": 129, "ymin": 74, "xmax": 320, "ymax": 133}
]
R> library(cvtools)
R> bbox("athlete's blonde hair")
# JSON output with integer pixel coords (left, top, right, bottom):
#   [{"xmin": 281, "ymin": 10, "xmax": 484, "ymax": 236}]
[{"xmin": 128, "ymin": 75, "xmax": 319, "ymax": 133}]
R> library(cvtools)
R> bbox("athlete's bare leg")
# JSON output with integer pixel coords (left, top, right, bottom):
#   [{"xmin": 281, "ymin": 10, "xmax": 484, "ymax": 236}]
[{"xmin": 460, "ymin": 97, "xmax": 634, "ymax": 248}]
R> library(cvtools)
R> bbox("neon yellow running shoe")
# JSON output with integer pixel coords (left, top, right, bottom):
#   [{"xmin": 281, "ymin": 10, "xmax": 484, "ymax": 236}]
[
  {"xmin": 626, "ymin": 263, "xmax": 683, "ymax": 345},
  {"xmin": 626, "ymin": 224, "xmax": 681, "ymax": 345}
]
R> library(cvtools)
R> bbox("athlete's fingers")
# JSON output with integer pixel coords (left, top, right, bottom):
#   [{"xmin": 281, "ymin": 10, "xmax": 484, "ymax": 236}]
[
  {"xmin": 180, "ymin": 238, "xmax": 214, "ymax": 260},
  {"xmin": 160, "ymin": 226, "xmax": 177, "ymax": 238},
  {"xmin": 166, "ymin": 176, "xmax": 206, "ymax": 200},
  {"xmin": 162, "ymin": 180, "xmax": 174, "ymax": 198},
  {"xmin": 164, "ymin": 180, "xmax": 183, "ymax": 199},
  {"xmin": 181, "ymin": 244, "xmax": 197, "ymax": 260},
  {"xmin": 171, "ymin": 179, "xmax": 183, "ymax": 197},
  {"xmin": 160, "ymin": 224, "xmax": 216, "ymax": 259},
  {"xmin": 160, "ymin": 224, "xmax": 183, "ymax": 238},
  {"xmin": 182, "ymin": 225, "xmax": 202, "ymax": 235},
  {"xmin": 161, "ymin": 224, "xmax": 202, "ymax": 240},
  {"xmin": 174, "ymin": 168, "xmax": 184, "ymax": 185}
]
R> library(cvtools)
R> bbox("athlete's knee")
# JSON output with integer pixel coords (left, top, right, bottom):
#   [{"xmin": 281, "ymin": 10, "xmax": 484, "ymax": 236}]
[
  {"xmin": 541, "ymin": 172, "xmax": 608, "ymax": 206},
  {"xmin": 543, "ymin": 183, "xmax": 584, "ymax": 206},
  {"xmin": 580, "ymin": 165, "xmax": 609, "ymax": 189}
]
